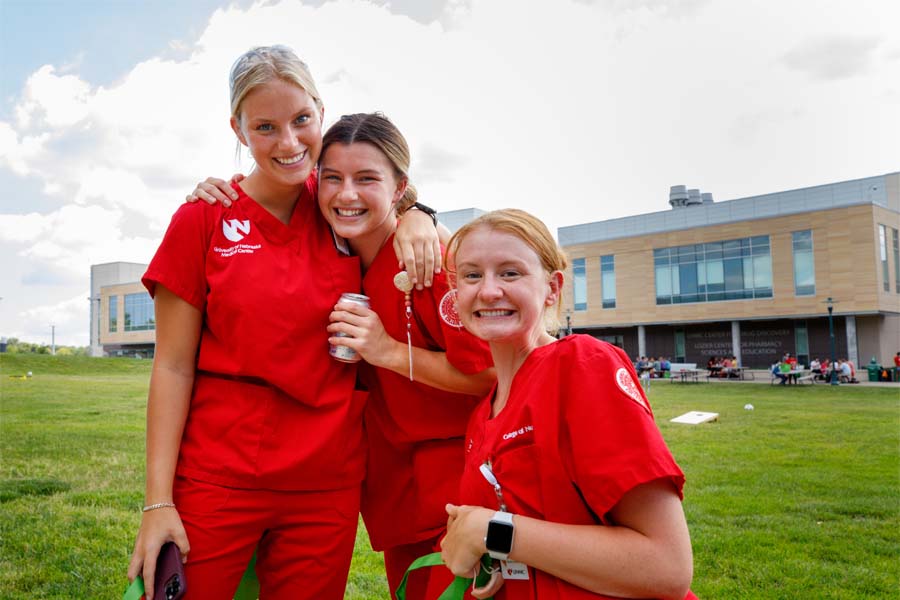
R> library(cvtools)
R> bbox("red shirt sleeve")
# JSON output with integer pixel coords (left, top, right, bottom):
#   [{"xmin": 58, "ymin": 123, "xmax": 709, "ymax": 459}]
[
  {"xmin": 411, "ymin": 264, "xmax": 493, "ymax": 375},
  {"xmin": 559, "ymin": 337, "xmax": 685, "ymax": 520},
  {"xmin": 142, "ymin": 202, "xmax": 215, "ymax": 310}
]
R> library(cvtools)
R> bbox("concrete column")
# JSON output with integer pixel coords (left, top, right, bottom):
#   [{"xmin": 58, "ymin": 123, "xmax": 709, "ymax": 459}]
[
  {"xmin": 846, "ymin": 315, "xmax": 858, "ymax": 366},
  {"xmin": 638, "ymin": 325, "xmax": 646, "ymax": 358},
  {"xmin": 731, "ymin": 321, "xmax": 742, "ymax": 365}
]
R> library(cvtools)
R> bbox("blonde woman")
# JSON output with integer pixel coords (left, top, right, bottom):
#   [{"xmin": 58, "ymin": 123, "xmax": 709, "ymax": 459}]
[
  {"xmin": 127, "ymin": 47, "xmax": 439, "ymax": 600},
  {"xmin": 441, "ymin": 209, "xmax": 696, "ymax": 600}
]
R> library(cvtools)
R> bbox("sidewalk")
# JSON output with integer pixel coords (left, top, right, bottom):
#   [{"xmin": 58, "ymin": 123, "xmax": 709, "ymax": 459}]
[{"xmin": 701, "ymin": 370, "xmax": 900, "ymax": 387}]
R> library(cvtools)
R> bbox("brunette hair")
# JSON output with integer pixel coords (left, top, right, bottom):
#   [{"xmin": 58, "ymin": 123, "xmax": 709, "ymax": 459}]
[{"xmin": 320, "ymin": 113, "xmax": 417, "ymax": 213}]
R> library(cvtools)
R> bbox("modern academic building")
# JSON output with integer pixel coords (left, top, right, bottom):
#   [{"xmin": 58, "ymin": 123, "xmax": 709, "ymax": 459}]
[
  {"xmin": 89, "ymin": 262, "xmax": 155, "ymax": 358},
  {"xmin": 559, "ymin": 172, "xmax": 900, "ymax": 369}
]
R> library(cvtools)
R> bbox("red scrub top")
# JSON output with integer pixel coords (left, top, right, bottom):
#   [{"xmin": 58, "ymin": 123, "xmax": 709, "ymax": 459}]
[
  {"xmin": 459, "ymin": 335, "xmax": 696, "ymax": 599},
  {"xmin": 143, "ymin": 176, "xmax": 365, "ymax": 491},
  {"xmin": 361, "ymin": 235, "xmax": 493, "ymax": 550}
]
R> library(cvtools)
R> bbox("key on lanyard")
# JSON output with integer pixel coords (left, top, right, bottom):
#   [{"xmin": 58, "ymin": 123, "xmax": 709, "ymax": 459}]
[{"xmin": 479, "ymin": 460, "xmax": 507, "ymax": 512}]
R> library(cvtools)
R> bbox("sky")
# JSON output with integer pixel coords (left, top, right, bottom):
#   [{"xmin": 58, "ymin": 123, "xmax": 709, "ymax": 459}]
[{"xmin": 1, "ymin": 0, "xmax": 898, "ymax": 347}]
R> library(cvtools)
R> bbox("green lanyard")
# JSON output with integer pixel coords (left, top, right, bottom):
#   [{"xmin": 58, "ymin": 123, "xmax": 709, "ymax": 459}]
[{"xmin": 395, "ymin": 552, "xmax": 494, "ymax": 600}]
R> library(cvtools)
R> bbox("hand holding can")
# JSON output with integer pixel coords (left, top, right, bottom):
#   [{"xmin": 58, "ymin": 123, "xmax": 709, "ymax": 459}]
[{"xmin": 329, "ymin": 293, "xmax": 370, "ymax": 363}]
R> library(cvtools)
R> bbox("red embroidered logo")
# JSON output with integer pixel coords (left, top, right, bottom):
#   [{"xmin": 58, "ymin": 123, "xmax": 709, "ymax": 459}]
[{"xmin": 615, "ymin": 367, "xmax": 650, "ymax": 413}]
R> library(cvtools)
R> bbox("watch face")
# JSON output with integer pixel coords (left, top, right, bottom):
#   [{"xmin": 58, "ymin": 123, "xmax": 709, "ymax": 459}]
[{"xmin": 487, "ymin": 520, "xmax": 514, "ymax": 554}]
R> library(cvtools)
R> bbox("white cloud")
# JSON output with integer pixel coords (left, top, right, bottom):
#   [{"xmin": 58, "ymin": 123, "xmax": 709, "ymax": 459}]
[
  {"xmin": 0, "ymin": 121, "xmax": 49, "ymax": 176},
  {"xmin": 17, "ymin": 292, "xmax": 91, "ymax": 348},
  {"xmin": 0, "ymin": 212, "xmax": 51, "ymax": 243},
  {"xmin": 15, "ymin": 65, "xmax": 92, "ymax": 129},
  {"xmin": 782, "ymin": 35, "xmax": 881, "ymax": 81}
]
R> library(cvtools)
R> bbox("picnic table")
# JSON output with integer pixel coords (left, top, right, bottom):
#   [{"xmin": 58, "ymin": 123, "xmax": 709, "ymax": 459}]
[
  {"xmin": 707, "ymin": 366, "xmax": 755, "ymax": 381},
  {"xmin": 669, "ymin": 363, "xmax": 703, "ymax": 383},
  {"xmin": 771, "ymin": 368, "xmax": 813, "ymax": 385}
]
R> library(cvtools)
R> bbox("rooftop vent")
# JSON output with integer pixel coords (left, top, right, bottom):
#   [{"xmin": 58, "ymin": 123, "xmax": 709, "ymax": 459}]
[
  {"xmin": 669, "ymin": 185, "xmax": 689, "ymax": 208},
  {"xmin": 669, "ymin": 185, "xmax": 714, "ymax": 209}
]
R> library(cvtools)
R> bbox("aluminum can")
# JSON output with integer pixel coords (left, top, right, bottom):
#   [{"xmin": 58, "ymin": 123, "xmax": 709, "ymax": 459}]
[{"xmin": 329, "ymin": 293, "xmax": 370, "ymax": 363}]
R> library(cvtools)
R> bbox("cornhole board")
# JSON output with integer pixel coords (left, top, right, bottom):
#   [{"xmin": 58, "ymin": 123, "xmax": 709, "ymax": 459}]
[{"xmin": 670, "ymin": 411, "xmax": 719, "ymax": 425}]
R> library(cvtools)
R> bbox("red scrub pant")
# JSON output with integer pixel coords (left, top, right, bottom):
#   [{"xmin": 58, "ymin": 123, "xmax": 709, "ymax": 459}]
[
  {"xmin": 173, "ymin": 476, "xmax": 360, "ymax": 600},
  {"xmin": 384, "ymin": 533, "xmax": 463, "ymax": 600}
]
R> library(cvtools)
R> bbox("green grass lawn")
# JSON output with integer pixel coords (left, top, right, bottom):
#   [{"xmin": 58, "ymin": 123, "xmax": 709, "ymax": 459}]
[{"xmin": 1, "ymin": 354, "xmax": 898, "ymax": 599}]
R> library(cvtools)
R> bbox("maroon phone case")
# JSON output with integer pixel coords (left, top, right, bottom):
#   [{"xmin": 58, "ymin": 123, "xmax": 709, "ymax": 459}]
[{"xmin": 155, "ymin": 542, "xmax": 187, "ymax": 600}]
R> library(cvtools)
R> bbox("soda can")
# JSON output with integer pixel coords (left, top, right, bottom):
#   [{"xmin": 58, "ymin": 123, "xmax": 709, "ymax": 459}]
[{"xmin": 329, "ymin": 293, "xmax": 370, "ymax": 363}]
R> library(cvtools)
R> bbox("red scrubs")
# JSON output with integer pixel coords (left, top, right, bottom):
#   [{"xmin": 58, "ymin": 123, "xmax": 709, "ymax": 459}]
[
  {"xmin": 360, "ymin": 235, "xmax": 493, "ymax": 599},
  {"xmin": 459, "ymin": 335, "xmax": 698, "ymax": 600},
  {"xmin": 142, "ymin": 176, "xmax": 365, "ymax": 599}
]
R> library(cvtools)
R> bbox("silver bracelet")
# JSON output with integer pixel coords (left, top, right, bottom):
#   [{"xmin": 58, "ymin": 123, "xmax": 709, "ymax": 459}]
[{"xmin": 142, "ymin": 502, "xmax": 176, "ymax": 512}]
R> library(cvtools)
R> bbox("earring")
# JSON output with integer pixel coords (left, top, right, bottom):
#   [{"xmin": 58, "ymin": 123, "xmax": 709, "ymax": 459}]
[{"xmin": 439, "ymin": 289, "xmax": 463, "ymax": 329}]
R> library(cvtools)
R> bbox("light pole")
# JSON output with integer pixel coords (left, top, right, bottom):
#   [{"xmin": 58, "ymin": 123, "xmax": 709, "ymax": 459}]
[
  {"xmin": 825, "ymin": 297, "xmax": 838, "ymax": 385},
  {"xmin": 566, "ymin": 310, "xmax": 573, "ymax": 336}
]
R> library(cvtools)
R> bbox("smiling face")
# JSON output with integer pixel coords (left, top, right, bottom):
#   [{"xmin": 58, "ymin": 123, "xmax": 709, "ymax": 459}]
[
  {"xmin": 454, "ymin": 225, "xmax": 561, "ymax": 349},
  {"xmin": 231, "ymin": 78, "xmax": 323, "ymax": 190},
  {"xmin": 318, "ymin": 141, "xmax": 406, "ymax": 261}
]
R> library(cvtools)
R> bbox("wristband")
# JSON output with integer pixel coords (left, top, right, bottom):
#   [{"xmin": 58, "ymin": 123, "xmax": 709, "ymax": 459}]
[
  {"xmin": 406, "ymin": 202, "xmax": 438, "ymax": 227},
  {"xmin": 142, "ymin": 502, "xmax": 176, "ymax": 512}
]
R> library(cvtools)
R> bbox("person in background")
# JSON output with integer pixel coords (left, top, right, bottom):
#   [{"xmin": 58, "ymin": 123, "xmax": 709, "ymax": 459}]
[
  {"xmin": 784, "ymin": 353, "xmax": 798, "ymax": 369},
  {"xmin": 126, "ymin": 46, "xmax": 440, "ymax": 600},
  {"xmin": 810, "ymin": 357, "xmax": 822, "ymax": 381},
  {"xmin": 772, "ymin": 360, "xmax": 789, "ymax": 385},
  {"xmin": 705, "ymin": 356, "xmax": 717, "ymax": 377},
  {"xmin": 660, "ymin": 356, "xmax": 671, "ymax": 377},
  {"xmin": 440, "ymin": 209, "xmax": 696, "ymax": 600},
  {"xmin": 719, "ymin": 356, "xmax": 732, "ymax": 378}
]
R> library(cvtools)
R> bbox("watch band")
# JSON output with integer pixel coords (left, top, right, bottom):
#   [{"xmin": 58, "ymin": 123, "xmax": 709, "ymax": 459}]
[
  {"xmin": 406, "ymin": 202, "xmax": 438, "ymax": 226},
  {"xmin": 485, "ymin": 510, "xmax": 515, "ymax": 560}
]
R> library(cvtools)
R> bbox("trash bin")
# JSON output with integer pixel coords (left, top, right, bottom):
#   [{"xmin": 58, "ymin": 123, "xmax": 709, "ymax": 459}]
[
  {"xmin": 866, "ymin": 363, "xmax": 881, "ymax": 381},
  {"xmin": 879, "ymin": 368, "xmax": 893, "ymax": 382}
]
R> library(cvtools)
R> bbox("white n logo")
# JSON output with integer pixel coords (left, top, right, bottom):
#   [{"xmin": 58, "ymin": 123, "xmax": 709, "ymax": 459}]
[{"xmin": 223, "ymin": 219, "xmax": 250, "ymax": 242}]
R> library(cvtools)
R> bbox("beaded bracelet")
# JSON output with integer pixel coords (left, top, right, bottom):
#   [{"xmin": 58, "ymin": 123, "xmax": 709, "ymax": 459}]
[{"xmin": 142, "ymin": 502, "xmax": 176, "ymax": 512}]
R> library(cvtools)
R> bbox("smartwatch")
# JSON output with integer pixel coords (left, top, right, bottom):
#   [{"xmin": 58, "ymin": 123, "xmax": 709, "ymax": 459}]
[
  {"xmin": 485, "ymin": 511, "xmax": 515, "ymax": 560},
  {"xmin": 406, "ymin": 202, "xmax": 438, "ymax": 227}
]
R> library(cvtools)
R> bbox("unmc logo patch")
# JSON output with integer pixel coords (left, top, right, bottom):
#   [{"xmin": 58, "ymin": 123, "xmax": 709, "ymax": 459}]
[
  {"xmin": 615, "ymin": 367, "xmax": 650, "ymax": 414},
  {"xmin": 223, "ymin": 219, "xmax": 250, "ymax": 242}
]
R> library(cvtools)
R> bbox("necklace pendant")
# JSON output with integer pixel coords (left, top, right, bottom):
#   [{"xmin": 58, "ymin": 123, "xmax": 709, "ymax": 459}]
[{"xmin": 393, "ymin": 271, "xmax": 414, "ymax": 293}]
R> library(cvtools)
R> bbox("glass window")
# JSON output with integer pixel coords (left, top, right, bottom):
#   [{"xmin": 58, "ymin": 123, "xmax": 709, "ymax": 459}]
[
  {"xmin": 654, "ymin": 235, "xmax": 771, "ymax": 304},
  {"xmin": 655, "ymin": 265, "xmax": 672, "ymax": 304},
  {"xmin": 893, "ymin": 228, "xmax": 899, "ymax": 294},
  {"xmin": 599, "ymin": 334, "xmax": 624, "ymax": 349},
  {"xmin": 795, "ymin": 322, "xmax": 809, "ymax": 367},
  {"xmin": 124, "ymin": 292, "xmax": 155, "ymax": 332},
  {"xmin": 792, "ymin": 230, "xmax": 816, "ymax": 296},
  {"xmin": 753, "ymin": 255, "xmax": 773, "ymax": 295},
  {"xmin": 600, "ymin": 255, "xmax": 616, "ymax": 309},
  {"xmin": 879, "ymin": 225, "xmax": 889, "ymax": 292},
  {"xmin": 674, "ymin": 330, "xmax": 685, "ymax": 363},
  {"xmin": 108, "ymin": 296, "xmax": 118, "ymax": 333},
  {"xmin": 573, "ymin": 258, "xmax": 587, "ymax": 311}
]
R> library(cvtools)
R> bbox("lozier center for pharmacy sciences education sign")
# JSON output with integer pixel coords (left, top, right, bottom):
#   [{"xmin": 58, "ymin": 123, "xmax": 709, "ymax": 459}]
[{"xmin": 687, "ymin": 327, "xmax": 793, "ymax": 365}]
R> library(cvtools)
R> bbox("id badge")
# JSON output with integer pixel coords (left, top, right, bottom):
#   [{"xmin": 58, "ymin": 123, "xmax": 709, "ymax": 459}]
[{"xmin": 500, "ymin": 559, "xmax": 530, "ymax": 580}]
